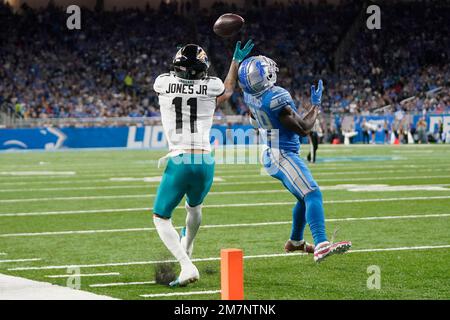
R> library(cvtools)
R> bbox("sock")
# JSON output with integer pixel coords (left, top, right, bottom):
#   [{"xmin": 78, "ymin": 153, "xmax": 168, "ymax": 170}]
[
  {"xmin": 290, "ymin": 200, "xmax": 306, "ymax": 241},
  {"xmin": 304, "ymin": 189, "xmax": 328, "ymax": 246},
  {"xmin": 184, "ymin": 202, "xmax": 202, "ymax": 252},
  {"xmin": 290, "ymin": 240, "xmax": 305, "ymax": 246},
  {"xmin": 153, "ymin": 215, "xmax": 191, "ymax": 269}
]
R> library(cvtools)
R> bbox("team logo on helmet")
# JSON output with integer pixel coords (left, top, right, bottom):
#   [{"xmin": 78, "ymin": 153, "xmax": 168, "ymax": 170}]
[{"xmin": 196, "ymin": 49, "xmax": 209, "ymax": 67}]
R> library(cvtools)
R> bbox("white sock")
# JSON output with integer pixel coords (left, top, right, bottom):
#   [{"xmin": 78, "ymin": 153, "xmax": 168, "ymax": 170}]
[
  {"xmin": 153, "ymin": 216, "xmax": 192, "ymax": 269},
  {"xmin": 184, "ymin": 202, "xmax": 202, "ymax": 253}
]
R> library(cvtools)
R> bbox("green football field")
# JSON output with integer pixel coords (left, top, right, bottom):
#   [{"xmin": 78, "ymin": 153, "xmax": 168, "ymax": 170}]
[{"xmin": 0, "ymin": 144, "xmax": 449, "ymax": 300}]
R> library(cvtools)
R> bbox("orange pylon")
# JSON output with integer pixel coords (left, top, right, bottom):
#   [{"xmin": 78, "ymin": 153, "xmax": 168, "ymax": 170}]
[{"xmin": 220, "ymin": 249, "xmax": 244, "ymax": 300}]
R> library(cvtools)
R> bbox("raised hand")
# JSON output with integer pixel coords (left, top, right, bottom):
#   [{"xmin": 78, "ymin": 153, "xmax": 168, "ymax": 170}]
[
  {"xmin": 233, "ymin": 39, "xmax": 254, "ymax": 63},
  {"xmin": 310, "ymin": 79, "xmax": 324, "ymax": 106}
]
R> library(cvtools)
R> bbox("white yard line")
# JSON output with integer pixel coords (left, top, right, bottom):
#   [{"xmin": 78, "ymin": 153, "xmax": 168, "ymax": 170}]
[
  {"xmin": 1, "ymin": 173, "xmax": 450, "ymax": 188},
  {"xmin": 0, "ymin": 258, "xmax": 41, "ymax": 263},
  {"xmin": 0, "ymin": 171, "xmax": 76, "ymax": 176},
  {"xmin": 0, "ymin": 189, "xmax": 283, "ymax": 203},
  {"xmin": 140, "ymin": 290, "xmax": 221, "ymax": 298},
  {"xmin": 45, "ymin": 272, "xmax": 120, "ymax": 278},
  {"xmin": 1, "ymin": 181, "xmax": 449, "ymax": 194},
  {"xmin": 223, "ymin": 168, "xmax": 450, "ymax": 179},
  {"xmin": 0, "ymin": 168, "xmax": 448, "ymax": 183},
  {"xmin": 8, "ymin": 244, "xmax": 450, "ymax": 271},
  {"xmin": 2, "ymin": 195, "xmax": 450, "ymax": 218},
  {"xmin": 0, "ymin": 185, "xmax": 151, "ymax": 193},
  {"xmin": 2, "ymin": 186, "xmax": 450, "ymax": 204},
  {"xmin": 0, "ymin": 273, "xmax": 116, "ymax": 300},
  {"xmin": 317, "ymin": 175, "xmax": 450, "ymax": 182},
  {"xmin": 2, "ymin": 163, "xmax": 446, "ymax": 176},
  {"xmin": 0, "ymin": 207, "xmax": 149, "ymax": 217},
  {"xmin": 90, "ymin": 281, "xmax": 155, "ymax": 288},
  {"xmin": 1, "ymin": 213, "xmax": 449, "ymax": 238}
]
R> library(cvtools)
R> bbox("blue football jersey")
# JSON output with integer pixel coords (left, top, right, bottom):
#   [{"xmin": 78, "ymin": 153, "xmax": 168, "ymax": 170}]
[{"xmin": 244, "ymin": 86, "xmax": 300, "ymax": 152}]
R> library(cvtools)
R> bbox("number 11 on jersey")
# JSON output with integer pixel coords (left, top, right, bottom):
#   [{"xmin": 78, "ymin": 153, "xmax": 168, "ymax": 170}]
[{"xmin": 172, "ymin": 97, "xmax": 198, "ymax": 134}]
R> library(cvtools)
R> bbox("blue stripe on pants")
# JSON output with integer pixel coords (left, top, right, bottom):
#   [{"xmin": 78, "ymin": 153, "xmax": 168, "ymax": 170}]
[{"xmin": 262, "ymin": 148, "xmax": 327, "ymax": 245}]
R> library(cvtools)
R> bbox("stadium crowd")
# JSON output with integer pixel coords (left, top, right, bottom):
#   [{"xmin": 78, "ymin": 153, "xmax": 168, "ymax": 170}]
[{"xmin": 0, "ymin": 0, "xmax": 448, "ymax": 120}]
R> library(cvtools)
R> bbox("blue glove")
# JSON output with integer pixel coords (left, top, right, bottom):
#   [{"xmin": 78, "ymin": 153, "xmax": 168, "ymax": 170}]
[
  {"xmin": 233, "ymin": 40, "xmax": 254, "ymax": 63},
  {"xmin": 311, "ymin": 79, "xmax": 324, "ymax": 106}
]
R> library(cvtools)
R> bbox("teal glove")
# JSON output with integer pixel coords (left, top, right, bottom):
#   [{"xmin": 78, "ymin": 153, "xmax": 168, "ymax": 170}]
[{"xmin": 233, "ymin": 40, "xmax": 254, "ymax": 63}]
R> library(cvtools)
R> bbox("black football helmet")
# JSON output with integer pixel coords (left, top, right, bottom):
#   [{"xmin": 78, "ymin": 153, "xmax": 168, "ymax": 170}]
[{"xmin": 172, "ymin": 44, "xmax": 210, "ymax": 80}]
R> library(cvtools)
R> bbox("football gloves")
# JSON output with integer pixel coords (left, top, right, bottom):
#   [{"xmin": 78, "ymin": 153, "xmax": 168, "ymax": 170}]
[
  {"xmin": 311, "ymin": 79, "xmax": 324, "ymax": 106},
  {"xmin": 233, "ymin": 39, "xmax": 254, "ymax": 63}
]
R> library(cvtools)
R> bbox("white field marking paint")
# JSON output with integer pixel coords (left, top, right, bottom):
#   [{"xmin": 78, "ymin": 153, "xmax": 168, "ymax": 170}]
[
  {"xmin": 1, "ymin": 171, "xmax": 450, "ymax": 188},
  {"xmin": 2, "ymin": 177, "xmax": 448, "ymax": 194},
  {"xmin": 392, "ymin": 150, "xmax": 434, "ymax": 153},
  {"xmin": 1, "ymin": 213, "xmax": 449, "ymax": 238},
  {"xmin": 222, "ymin": 168, "xmax": 450, "ymax": 179},
  {"xmin": 0, "ymin": 253, "xmax": 7, "ymax": 255},
  {"xmin": 0, "ymin": 258, "xmax": 41, "ymax": 263},
  {"xmin": 9, "ymin": 245, "xmax": 450, "ymax": 271},
  {"xmin": 3, "ymin": 161, "xmax": 448, "ymax": 174},
  {"xmin": 200, "ymin": 195, "xmax": 450, "ymax": 208},
  {"xmin": 2, "ymin": 194, "xmax": 450, "ymax": 218},
  {"xmin": 140, "ymin": 290, "xmax": 221, "ymax": 298},
  {"xmin": 346, "ymin": 185, "xmax": 450, "ymax": 192},
  {"xmin": 2, "ymin": 167, "xmax": 449, "ymax": 182},
  {"xmin": 0, "ymin": 189, "xmax": 285, "ymax": 203},
  {"xmin": 0, "ymin": 178, "xmax": 112, "ymax": 186},
  {"xmin": 90, "ymin": 281, "xmax": 155, "ymax": 288},
  {"xmin": 3, "ymin": 184, "xmax": 450, "ymax": 204},
  {"xmin": 317, "ymin": 175, "xmax": 450, "ymax": 183},
  {"xmin": 46, "ymin": 272, "xmax": 120, "ymax": 278},
  {"xmin": 0, "ymin": 273, "xmax": 117, "ymax": 300},
  {"xmin": 0, "ymin": 185, "xmax": 152, "ymax": 193},
  {"xmin": 0, "ymin": 207, "xmax": 149, "ymax": 218},
  {"xmin": 31, "ymin": 162, "xmax": 434, "ymax": 175},
  {"xmin": 109, "ymin": 177, "xmax": 224, "ymax": 182},
  {"xmin": 0, "ymin": 171, "xmax": 76, "ymax": 176}
]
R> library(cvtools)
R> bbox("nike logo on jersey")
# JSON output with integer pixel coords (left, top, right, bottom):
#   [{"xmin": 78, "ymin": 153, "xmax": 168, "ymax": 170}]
[{"xmin": 165, "ymin": 83, "xmax": 208, "ymax": 95}]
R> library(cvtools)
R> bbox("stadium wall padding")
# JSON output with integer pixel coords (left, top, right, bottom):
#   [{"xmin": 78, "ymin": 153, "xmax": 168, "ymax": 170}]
[{"xmin": 0, "ymin": 115, "xmax": 449, "ymax": 150}]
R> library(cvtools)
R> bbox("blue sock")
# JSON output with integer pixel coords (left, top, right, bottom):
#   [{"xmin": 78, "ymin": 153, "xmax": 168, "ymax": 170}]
[
  {"xmin": 290, "ymin": 200, "xmax": 306, "ymax": 241},
  {"xmin": 304, "ymin": 189, "xmax": 328, "ymax": 245}
]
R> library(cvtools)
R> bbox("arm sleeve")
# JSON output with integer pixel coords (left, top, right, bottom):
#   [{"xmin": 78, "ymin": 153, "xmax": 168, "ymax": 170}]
[
  {"xmin": 207, "ymin": 77, "xmax": 225, "ymax": 97},
  {"xmin": 153, "ymin": 74, "xmax": 169, "ymax": 94},
  {"xmin": 268, "ymin": 88, "xmax": 296, "ymax": 117}
]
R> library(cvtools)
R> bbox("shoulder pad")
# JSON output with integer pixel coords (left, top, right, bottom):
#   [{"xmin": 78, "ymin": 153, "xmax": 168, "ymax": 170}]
[
  {"xmin": 206, "ymin": 77, "xmax": 225, "ymax": 97},
  {"xmin": 153, "ymin": 73, "xmax": 171, "ymax": 94},
  {"xmin": 268, "ymin": 86, "xmax": 293, "ymax": 111}
]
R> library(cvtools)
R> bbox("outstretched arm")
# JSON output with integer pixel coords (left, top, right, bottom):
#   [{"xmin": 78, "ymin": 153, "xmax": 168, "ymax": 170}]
[
  {"xmin": 278, "ymin": 80, "xmax": 323, "ymax": 136},
  {"xmin": 217, "ymin": 40, "xmax": 254, "ymax": 105}
]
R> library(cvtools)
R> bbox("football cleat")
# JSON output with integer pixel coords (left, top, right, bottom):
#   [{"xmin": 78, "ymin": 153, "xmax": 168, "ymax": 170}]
[
  {"xmin": 180, "ymin": 227, "xmax": 194, "ymax": 258},
  {"xmin": 284, "ymin": 239, "xmax": 315, "ymax": 254},
  {"xmin": 169, "ymin": 264, "xmax": 199, "ymax": 288},
  {"xmin": 314, "ymin": 241, "xmax": 352, "ymax": 263}
]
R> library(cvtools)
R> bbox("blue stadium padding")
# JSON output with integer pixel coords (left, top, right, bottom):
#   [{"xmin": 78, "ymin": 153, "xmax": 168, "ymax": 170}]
[{"xmin": 0, "ymin": 115, "xmax": 448, "ymax": 150}]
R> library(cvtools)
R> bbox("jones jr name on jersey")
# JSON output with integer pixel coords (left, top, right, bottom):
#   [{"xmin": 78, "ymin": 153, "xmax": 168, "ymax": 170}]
[
  {"xmin": 165, "ymin": 83, "xmax": 208, "ymax": 95},
  {"xmin": 153, "ymin": 72, "xmax": 225, "ymax": 152}
]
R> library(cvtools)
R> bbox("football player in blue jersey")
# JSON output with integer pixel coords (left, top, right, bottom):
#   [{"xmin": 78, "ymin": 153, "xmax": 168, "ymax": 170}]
[{"xmin": 238, "ymin": 56, "xmax": 351, "ymax": 262}]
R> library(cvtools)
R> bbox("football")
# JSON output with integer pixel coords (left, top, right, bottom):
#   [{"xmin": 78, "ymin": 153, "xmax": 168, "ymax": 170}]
[{"xmin": 213, "ymin": 13, "xmax": 244, "ymax": 38}]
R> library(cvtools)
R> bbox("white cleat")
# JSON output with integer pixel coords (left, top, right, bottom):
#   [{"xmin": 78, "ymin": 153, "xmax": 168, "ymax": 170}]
[
  {"xmin": 314, "ymin": 240, "xmax": 352, "ymax": 263},
  {"xmin": 169, "ymin": 264, "xmax": 199, "ymax": 287}
]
